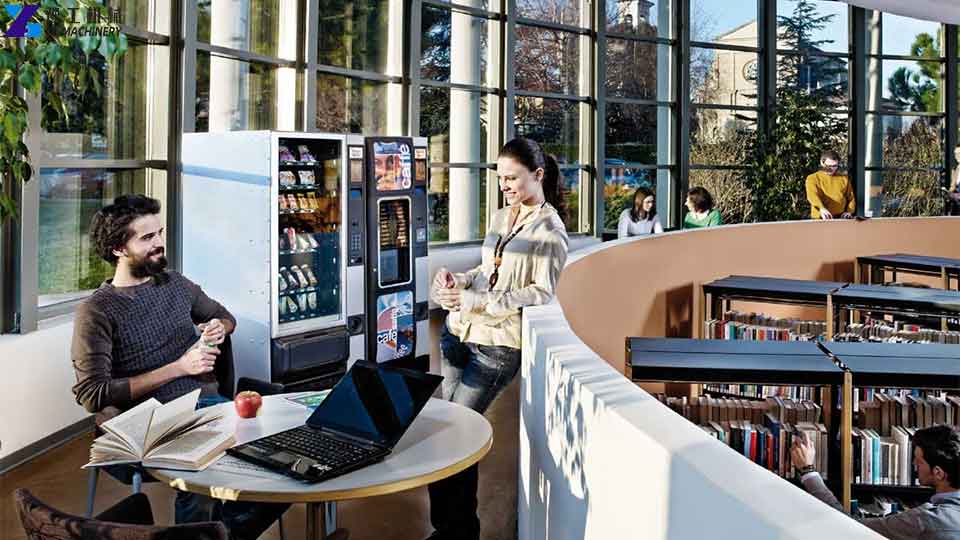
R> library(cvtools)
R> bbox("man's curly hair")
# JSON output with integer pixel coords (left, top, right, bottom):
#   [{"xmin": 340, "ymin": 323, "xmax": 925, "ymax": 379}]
[
  {"xmin": 914, "ymin": 425, "xmax": 960, "ymax": 489},
  {"xmin": 89, "ymin": 195, "xmax": 162, "ymax": 265}
]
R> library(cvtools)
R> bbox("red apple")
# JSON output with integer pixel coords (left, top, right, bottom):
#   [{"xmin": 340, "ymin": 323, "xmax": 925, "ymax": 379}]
[{"xmin": 234, "ymin": 391, "xmax": 263, "ymax": 418}]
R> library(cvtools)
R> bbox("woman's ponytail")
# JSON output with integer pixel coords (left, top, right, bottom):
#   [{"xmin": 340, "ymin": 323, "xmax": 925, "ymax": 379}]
[{"xmin": 499, "ymin": 138, "xmax": 567, "ymax": 225}]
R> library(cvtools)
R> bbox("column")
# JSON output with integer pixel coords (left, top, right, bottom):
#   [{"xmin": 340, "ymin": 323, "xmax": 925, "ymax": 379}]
[{"xmin": 209, "ymin": 0, "xmax": 249, "ymax": 131}]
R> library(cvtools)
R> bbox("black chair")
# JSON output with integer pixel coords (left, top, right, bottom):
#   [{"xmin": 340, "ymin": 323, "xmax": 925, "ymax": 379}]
[
  {"xmin": 84, "ymin": 336, "xmax": 284, "ymax": 523},
  {"xmin": 17, "ymin": 488, "xmax": 229, "ymax": 540}
]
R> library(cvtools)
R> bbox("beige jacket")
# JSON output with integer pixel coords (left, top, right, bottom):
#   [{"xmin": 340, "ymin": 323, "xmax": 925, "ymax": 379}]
[{"xmin": 443, "ymin": 202, "xmax": 569, "ymax": 349}]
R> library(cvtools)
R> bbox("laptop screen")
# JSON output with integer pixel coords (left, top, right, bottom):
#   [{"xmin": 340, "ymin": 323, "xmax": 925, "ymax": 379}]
[{"xmin": 306, "ymin": 362, "xmax": 441, "ymax": 447}]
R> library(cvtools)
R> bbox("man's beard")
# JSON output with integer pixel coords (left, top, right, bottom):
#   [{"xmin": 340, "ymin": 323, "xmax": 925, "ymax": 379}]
[{"xmin": 129, "ymin": 249, "xmax": 168, "ymax": 279}]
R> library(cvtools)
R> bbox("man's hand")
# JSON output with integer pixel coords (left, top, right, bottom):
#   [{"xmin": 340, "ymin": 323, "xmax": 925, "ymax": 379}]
[
  {"xmin": 433, "ymin": 267, "xmax": 455, "ymax": 290},
  {"xmin": 198, "ymin": 319, "xmax": 225, "ymax": 345},
  {"xmin": 175, "ymin": 346, "xmax": 219, "ymax": 376},
  {"xmin": 819, "ymin": 208, "xmax": 833, "ymax": 220},
  {"xmin": 433, "ymin": 287, "xmax": 463, "ymax": 312},
  {"xmin": 791, "ymin": 432, "xmax": 817, "ymax": 471},
  {"xmin": 840, "ymin": 212, "xmax": 853, "ymax": 219}
]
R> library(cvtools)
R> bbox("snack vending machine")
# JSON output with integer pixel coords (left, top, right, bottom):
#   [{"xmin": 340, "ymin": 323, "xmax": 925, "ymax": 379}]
[
  {"xmin": 343, "ymin": 136, "xmax": 431, "ymax": 372},
  {"xmin": 182, "ymin": 131, "xmax": 351, "ymax": 390}
]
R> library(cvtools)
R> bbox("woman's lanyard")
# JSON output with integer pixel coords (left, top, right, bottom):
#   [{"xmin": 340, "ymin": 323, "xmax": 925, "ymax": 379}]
[{"xmin": 488, "ymin": 202, "xmax": 544, "ymax": 291}]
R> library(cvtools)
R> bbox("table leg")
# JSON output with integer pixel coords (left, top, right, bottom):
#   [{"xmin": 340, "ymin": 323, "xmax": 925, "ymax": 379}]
[
  {"xmin": 305, "ymin": 502, "xmax": 327, "ymax": 540},
  {"xmin": 324, "ymin": 502, "xmax": 337, "ymax": 532}
]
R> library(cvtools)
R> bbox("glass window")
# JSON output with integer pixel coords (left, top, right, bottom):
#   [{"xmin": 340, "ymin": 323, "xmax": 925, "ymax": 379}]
[
  {"xmin": 691, "ymin": 0, "xmax": 758, "ymax": 47},
  {"xmin": 605, "ymin": 40, "xmax": 669, "ymax": 101},
  {"xmin": 195, "ymin": 53, "xmax": 285, "ymax": 132},
  {"xmin": 197, "ymin": 0, "xmax": 298, "ymax": 59},
  {"xmin": 606, "ymin": 0, "xmax": 672, "ymax": 39},
  {"xmin": 689, "ymin": 168, "xmax": 752, "ymax": 224},
  {"xmin": 40, "ymin": 44, "xmax": 168, "ymax": 161},
  {"xmin": 691, "ymin": 48, "xmax": 759, "ymax": 107},
  {"xmin": 517, "ymin": 0, "xmax": 580, "ymax": 27},
  {"xmin": 777, "ymin": 52, "xmax": 849, "ymax": 100},
  {"xmin": 111, "ymin": 0, "xmax": 171, "ymax": 34},
  {"xmin": 419, "ymin": 87, "xmax": 490, "ymax": 165},
  {"xmin": 561, "ymin": 168, "xmax": 581, "ymax": 232},
  {"xmin": 317, "ymin": 74, "xmax": 393, "ymax": 134},
  {"xmin": 514, "ymin": 97, "xmax": 580, "ymax": 164},
  {"xmin": 38, "ymin": 168, "xmax": 163, "ymax": 307},
  {"xmin": 318, "ymin": 0, "xmax": 394, "ymax": 74},
  {"xmin": 428, "ymin": 167, "xmax": 488, "ymax": 243},
  {"xmin": 878, "ymin": 59, "xmax": 944, "ymax": 114},
  {"xmin": 879, "ymin": 170, "xmax": 944, "ymax": 217},
  {"xmin": 515, "ymin": 25, "xmax": 581, "ymax": 95},
  {"xmin": 776, "ymin": 0, "xmax": 848, "ymax": 54},
  {"xmin": 866, "ymin": 115, "xmax": 942, "ymax": 169},
  {"xmin": 421, "ymin": 6, "xmax": 490, "ymax": 87},
  {"xmin": 605, "ymin": 104, "xmax": 668, "ymax": 165},
  {"xmin": 881, "ymin": 13, "xmax": 942, "ymax": 58},
  {"xmin": 689, "ymin": 107, "xmax": 757, "ymax": 164}
]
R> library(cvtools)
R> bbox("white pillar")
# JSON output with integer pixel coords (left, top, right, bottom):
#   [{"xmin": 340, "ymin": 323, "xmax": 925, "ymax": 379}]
[
  {"xmin": 386, "ymin": 0, "xmax": 406, "ymax": 135},
  {"xmin": 448, "ymin": 1, "xmax": 484, "ymax": 241},
  {"xmin": 209, "ymin": 0, "xmax": 249, "ymax": 131},
  {"xmin": 277, "ymin": 0, "xmax": 297, "ymax": 130},
  {"xmin": 655, "ymin": 0, "xmax": 673, "ymax": 224},
  {"xmin": 864, "ymin": 10, "xmax": 883, "ymax": 217}
]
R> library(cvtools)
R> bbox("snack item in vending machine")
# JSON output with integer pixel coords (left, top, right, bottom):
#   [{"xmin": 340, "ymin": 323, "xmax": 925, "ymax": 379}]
[
  {"xmin": 296, "ymin": 233, "xmax": 312, "ymax": 251},
  {"xmin": 301, "ymin": 265, "xmax": 319, "ymax": 286},
  {"xmin": 306, "ymin": 192, "xmax": 320, "ymax": 210},
  {"xmin": 278, "ymin": 270, "xmax": 289, "ymax": 292},
  {"xmin": 305, "ymin": 232, "xmax": 319, "ymax": 249},
  {"xmin": 279, "ymin": 295, "xmax": 288, "ymax": 316},
  {"xmin": 285, "ymin": 227, "xmax": 297, "ymax": 249},
  {"xmin": 283, "ymin": 268, "xmax": 300, "ymax": 289},
  {"xmin": 286, "ymin": 296, "xmax": 299, "ymax": 315},
  {"xmin": 292, "ymin": 266, "xmax": 310, "ymax": 289},
  {"xmin": 279, "ymin": 145, "xmax": 296, "ymax": 162},
  {"xmin": 279, "ymin": 171, "xmax": 297, "ymax": 186},
  {"xmin": 278, "ymin": 195, "xmax": 288, "ymax": 211},
  {"xmin": 296, "ymin": 194, "xmax": 310, "ymax": 210},
  {"xmin": 307, "ymin": 291, "xmax": 318, "ymax": 310},
  {"xmin": 286, "ymin": 194, "xmax": 299, "ymax": 210},
  {"xmin": 298, "ymin": 170, "xmax": 316, "ymax": 185},
  {"xmin": 298, "ymin": 145, "xmax": 316, "ymax": 163},
  {"xmin": 297, "ymin": 293, "xmax": 309, "ymax": 313}
]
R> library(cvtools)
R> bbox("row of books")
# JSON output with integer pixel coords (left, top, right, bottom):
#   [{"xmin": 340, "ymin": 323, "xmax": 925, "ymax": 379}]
[
  {"xmin": 657, "ymin": 395, "xmax": 823, "ymax": 426},
  {"xmin": 835, "ymin": 321, "xmax": 960, "ymax": 344},
  {"xmin": 703, "ymin": 311, "xmax": 826, "ymax": 342},
  {"xmin": 853, "ymin": 426, "xmax": 914, "ymax": 486},
  {"xmin": 859, "ymin": 393, "xmax": 956, "ymax": 436},
  {"xmin": 656, "ymin": 394, "xmax": 828, "ymax": 479},
  {"xmin": 704, "ymin": 384, "xmax": 821, "ymax": 401}
]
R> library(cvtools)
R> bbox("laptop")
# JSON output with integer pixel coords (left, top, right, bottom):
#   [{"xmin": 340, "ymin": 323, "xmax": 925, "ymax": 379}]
[{"xmin": 227, "ymin": 361, "xmax": 442, "ymax": 483}]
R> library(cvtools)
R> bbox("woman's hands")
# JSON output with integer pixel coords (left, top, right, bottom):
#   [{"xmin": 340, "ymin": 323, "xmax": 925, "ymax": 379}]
[{"xmin": 432, "ymin": 267, "xmax": 463, "ymax": 311}]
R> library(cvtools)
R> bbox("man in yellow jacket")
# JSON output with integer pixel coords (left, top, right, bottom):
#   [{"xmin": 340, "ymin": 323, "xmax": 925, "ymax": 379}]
[{"xmin": 805, "ymin": 150, "xmax": 855, "ymax": 220}]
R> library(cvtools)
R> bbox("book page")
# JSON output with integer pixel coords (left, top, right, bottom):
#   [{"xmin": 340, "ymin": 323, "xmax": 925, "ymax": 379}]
[
  {"xmin": 85, "ymin": 432, "xmax": 139, "ymax": 467},
  {"xmin": 143, "ymin": 389, "xmax": 202, "ymax": 451},
  {"xmin": 145, "ymin": 429, "xmax": 233, "ymax": 465},
  {"xmin": 150, "ymin": 411, "xmax": 223, "ymax": 450},
  {"xmin": 100, "ymin": 398, "xmax": 162, "ymax": 456}
]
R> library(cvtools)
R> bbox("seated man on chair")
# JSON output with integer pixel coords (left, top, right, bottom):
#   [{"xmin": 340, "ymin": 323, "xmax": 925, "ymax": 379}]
[
  {"xmin": 793, "ymin": 424, "xmax": 960, "ymax": 539},
  {"xmin": 71, "ymin": 194, "xmax": 288, "ymax": 539}
]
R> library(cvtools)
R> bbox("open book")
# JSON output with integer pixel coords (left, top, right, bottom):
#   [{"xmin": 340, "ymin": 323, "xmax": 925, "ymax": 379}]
[{"xmin": 84, "ymin": 389, "xmax": 234, "ymax": 472}]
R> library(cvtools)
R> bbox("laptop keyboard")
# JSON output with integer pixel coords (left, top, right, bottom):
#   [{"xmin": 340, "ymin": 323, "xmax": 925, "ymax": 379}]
[{"xmin": 265, "ymin": 426, "xmax": 374, "ymax": 469}]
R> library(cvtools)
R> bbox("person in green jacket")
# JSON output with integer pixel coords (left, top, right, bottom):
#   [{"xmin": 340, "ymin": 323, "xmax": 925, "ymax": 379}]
[{"xmin": 683, "ymin": 186, "xmax": 723, "ymax": 229}]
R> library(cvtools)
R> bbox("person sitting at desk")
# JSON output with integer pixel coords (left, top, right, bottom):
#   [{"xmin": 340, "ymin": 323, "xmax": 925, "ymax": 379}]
[
  {"xmin": 71, "ymin": 195, "xmax": 295, "ymax": 540},
  {"xmin": 792, "ymin": 424, "xmax": 960, "ymax": 539},
  {"xmin": 682, "ymin": 186, "xmax": 722, "ymax": 229},
  {"xmin": 617, "ymin": 187, "xmax": 664, "ymax": 239}
]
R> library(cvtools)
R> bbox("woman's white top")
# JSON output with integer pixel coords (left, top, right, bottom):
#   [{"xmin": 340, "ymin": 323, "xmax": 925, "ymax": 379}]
[{"xmin": 617, "ymin": 209, "xmax": 664, "ymax": 238}]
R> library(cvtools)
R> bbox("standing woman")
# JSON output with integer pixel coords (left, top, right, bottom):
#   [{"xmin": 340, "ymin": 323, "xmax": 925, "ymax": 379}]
[
  {"xmin": 617, "ymin": 186, "xmax": 663, "ymax": 238},
  {"xmin": 429, "ymin": 138, "xmax": 569, "ymax": 540}
]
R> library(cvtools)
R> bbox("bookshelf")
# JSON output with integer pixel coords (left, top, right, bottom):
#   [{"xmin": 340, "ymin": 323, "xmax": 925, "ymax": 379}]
[
  {"xmin": 831, "ymin": 283, "xmax": 960, "ymax": 334},
  {"xmin": 828, "ymin": 342, "xmax": 960, "ymax": 505},
  {"xmin": 699, "ymin": 276, "xmax": 845, "ymax": 340},
  {"xmin": 856, "ymin": 254, "xmax": 960, "ymax": 291},
  {"xmin": 626, "ymin": 337, "xmax": 851, "ymax": 507}
]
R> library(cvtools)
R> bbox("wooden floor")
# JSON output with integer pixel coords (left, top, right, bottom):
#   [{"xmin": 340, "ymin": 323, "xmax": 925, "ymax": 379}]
[{"xmin": 1, "ymin": 379, "xmax": 520, "ymax": 540}]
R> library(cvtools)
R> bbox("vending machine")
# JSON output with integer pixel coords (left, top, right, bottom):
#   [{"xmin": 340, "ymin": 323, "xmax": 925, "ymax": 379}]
[
  {"xmin": 182, "ymin": 132, "xmax": 430, "ymax": 391},
  {"xmin": 343, "ymin": 136, "xmax": 431, "ymax": 372}
]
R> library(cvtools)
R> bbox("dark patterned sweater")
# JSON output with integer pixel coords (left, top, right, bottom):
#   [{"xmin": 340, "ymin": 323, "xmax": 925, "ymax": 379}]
[{"xmin": 71, "ymin": 271, "xmax": 235, "ymax": 413}]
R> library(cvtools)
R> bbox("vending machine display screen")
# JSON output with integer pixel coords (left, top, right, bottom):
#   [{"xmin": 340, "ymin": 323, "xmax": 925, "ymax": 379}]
[
  {"xmin": 373, "ymin": 141, "xmax": 412, "ymax": 192},
  {"xmin": 378, "ymin": 199, "xmax": 411, "ymax": 287}
]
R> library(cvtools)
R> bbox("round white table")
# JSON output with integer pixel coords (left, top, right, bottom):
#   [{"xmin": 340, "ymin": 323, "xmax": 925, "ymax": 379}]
[{"xmin": 148, "ymin": 394, "xmax": 493, "ymax": 540}]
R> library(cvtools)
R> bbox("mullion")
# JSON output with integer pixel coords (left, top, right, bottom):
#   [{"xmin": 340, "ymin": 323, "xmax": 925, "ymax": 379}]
[
  {"xmin": 516, "ymin": 17, "xmax": 590, "ymax": 35},
  {"xmin": 422, "ymin": 0, "xmax": 503, "ymax": 19},
  {"xmin": 690, "ymin": 41, "xmax": 760, "ymax": 54}
]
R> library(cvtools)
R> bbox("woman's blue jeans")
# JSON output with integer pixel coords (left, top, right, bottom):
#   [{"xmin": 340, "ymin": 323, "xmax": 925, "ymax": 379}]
[{"xmin": 427, "ymin": 324, "xmax": 521, "ymax": 539}]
